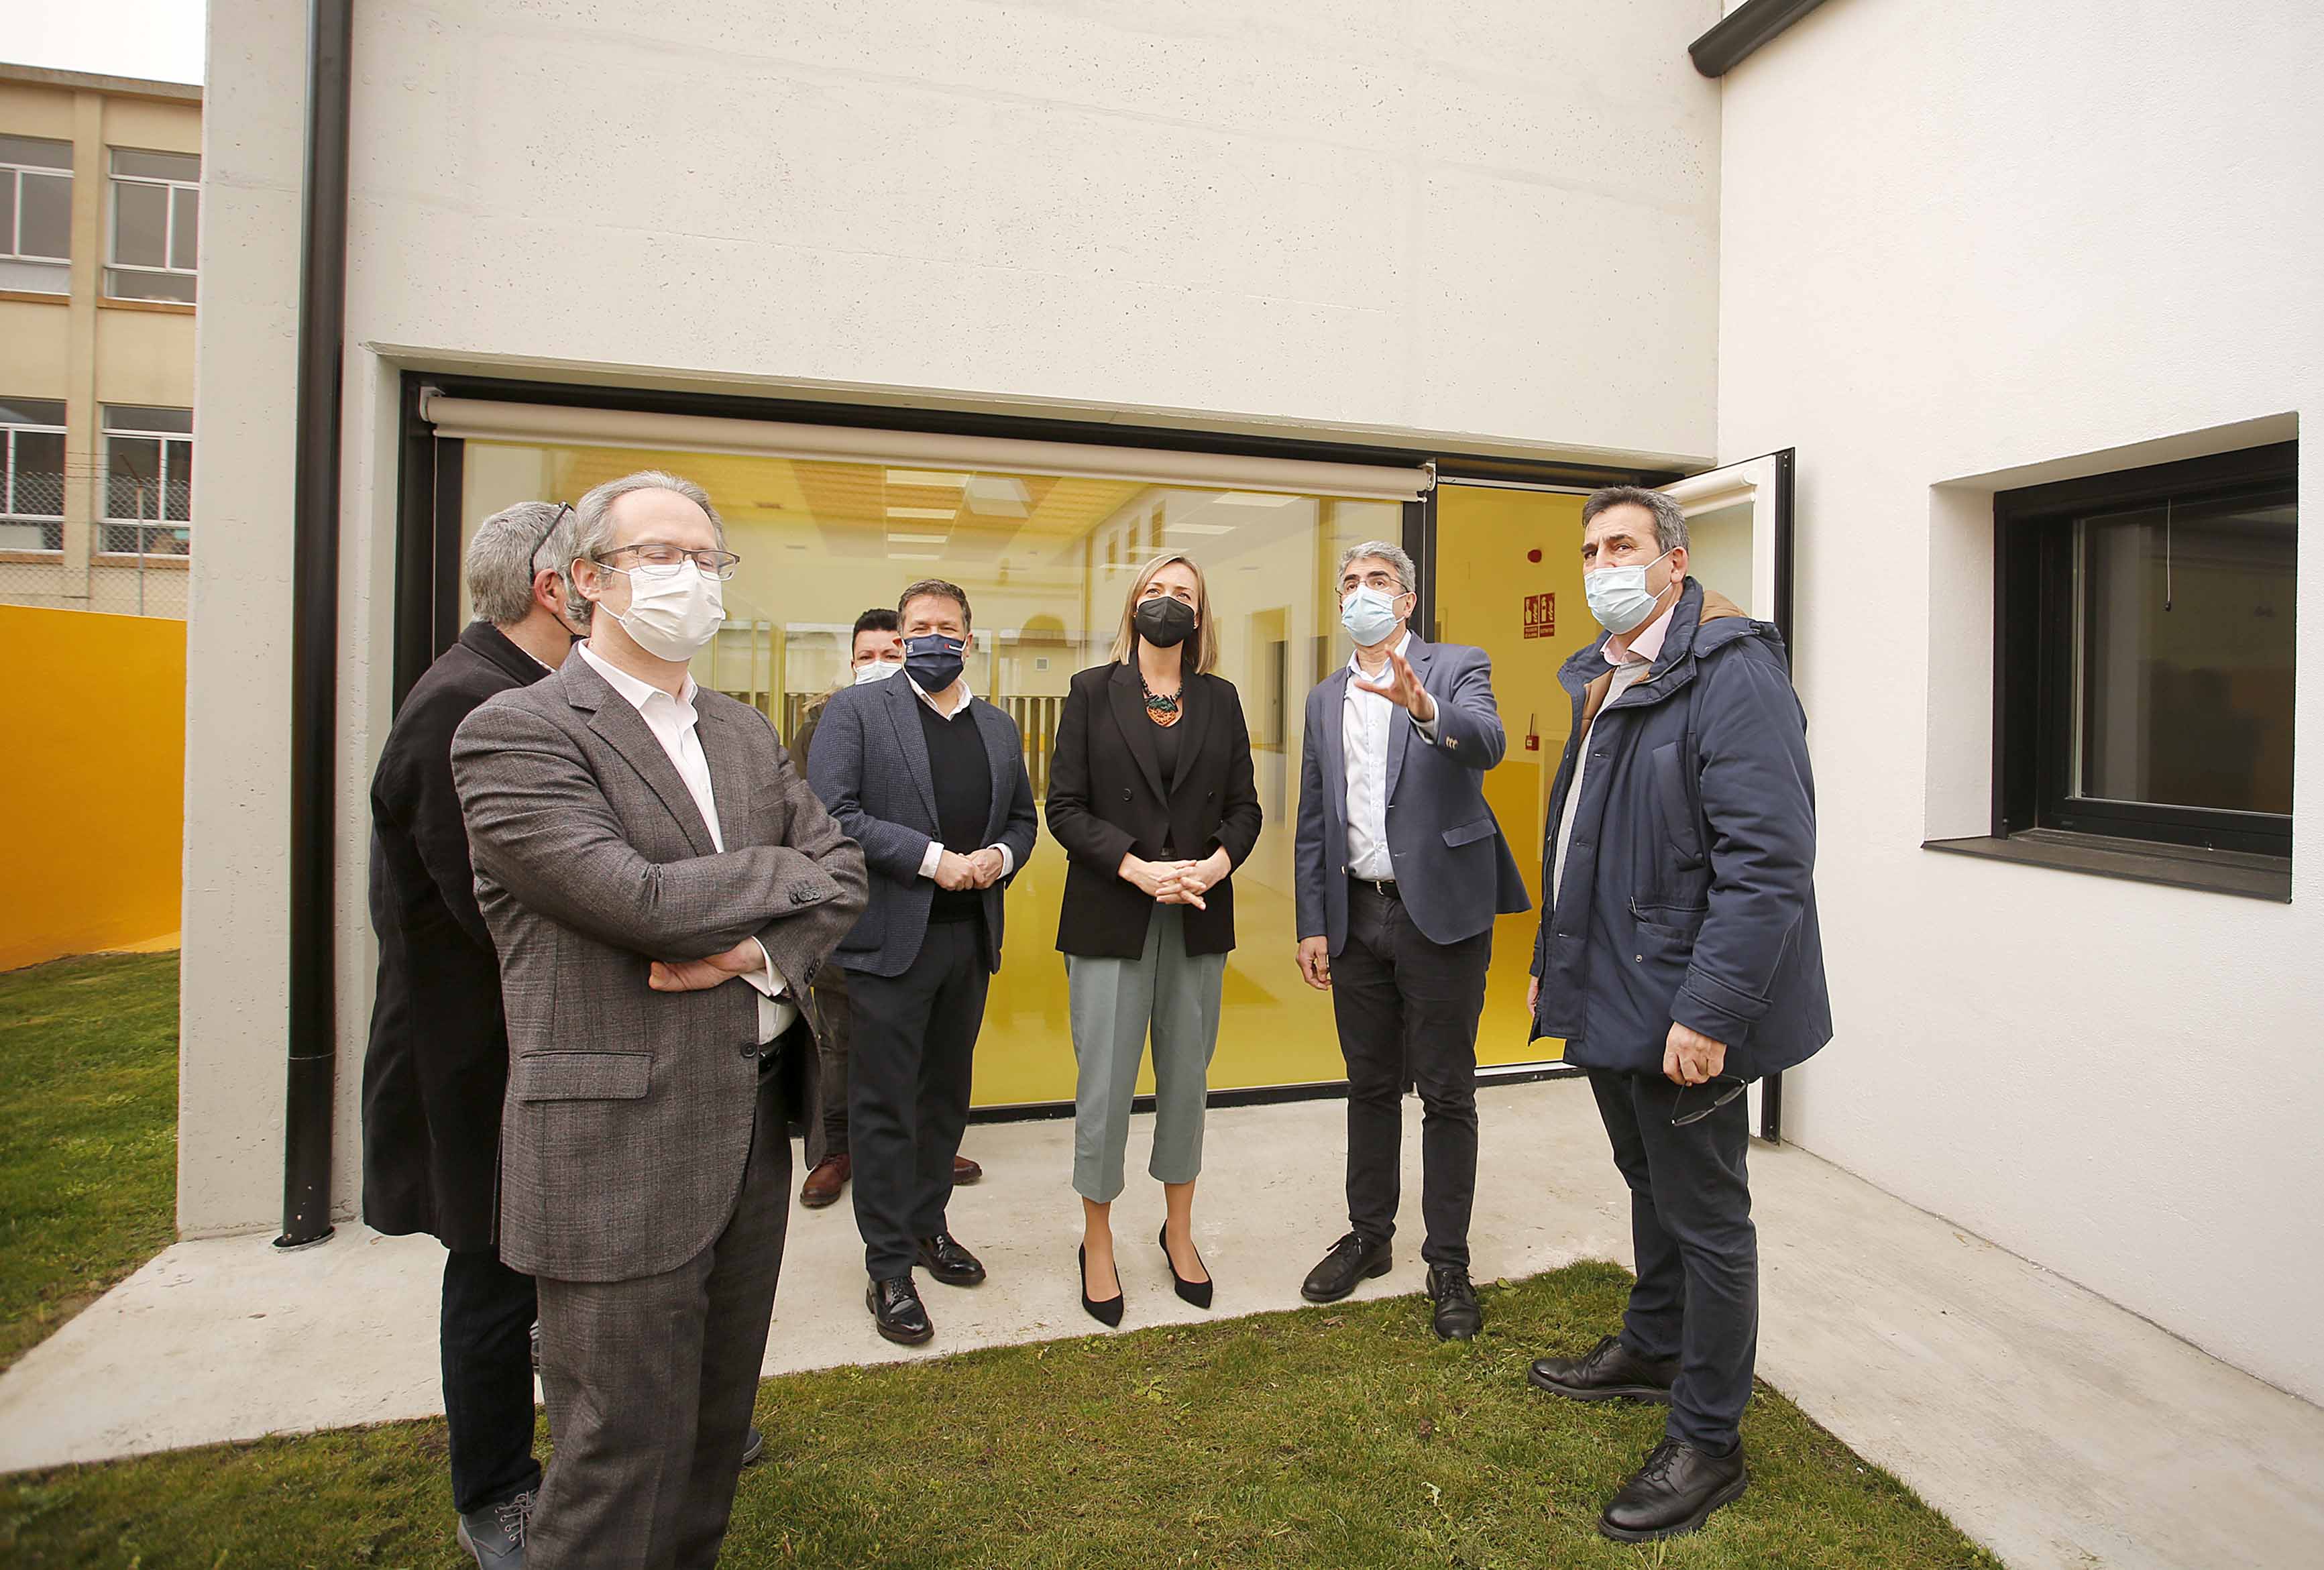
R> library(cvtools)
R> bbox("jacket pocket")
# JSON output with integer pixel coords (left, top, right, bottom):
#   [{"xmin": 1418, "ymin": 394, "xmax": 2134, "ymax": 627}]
[
  {"xmin": 1441, "ymin": 816, "xmax": 1498, "ymax": 848},
  {"xmin": 1630, "ymin": 898, "xmax": 1707, "ymax": 949},
  {"xmin": 512, "ymin": 1050, "xmax": 651, "ymax": 1102},
  {"xmin": 1650, "ymin": 742, "xmax": 1705, "ymax": 869}
]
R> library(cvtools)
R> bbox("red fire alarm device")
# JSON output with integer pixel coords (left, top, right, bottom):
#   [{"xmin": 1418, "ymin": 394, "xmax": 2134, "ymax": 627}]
[{"xmin": 1525, "ymin": 712, "xmax": 1540, "ymax": 752}]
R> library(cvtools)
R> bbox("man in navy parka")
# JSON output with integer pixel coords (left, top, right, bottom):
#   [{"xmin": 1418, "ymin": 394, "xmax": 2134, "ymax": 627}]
[{"xmin": 1524, "ymin": 486, "xmax": 1832, "ymax": 1545}]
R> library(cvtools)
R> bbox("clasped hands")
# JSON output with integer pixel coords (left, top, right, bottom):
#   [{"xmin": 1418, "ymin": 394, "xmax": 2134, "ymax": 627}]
[
  {"xmin": 1121, "ymin": 850, "xmax": 1231, "ymax": 911},
  {"xmin": 934, "ymin": 846, "xmax": 1007, "ymax": 892},
  {"xmin": 649, "ymin": 936, "xmax": 767, "ymax": 993}
]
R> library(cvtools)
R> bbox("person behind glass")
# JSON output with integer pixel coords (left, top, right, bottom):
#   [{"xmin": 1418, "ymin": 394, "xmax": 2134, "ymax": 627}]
[
  {"xmin": 806, "ymin": 579, "xmax": 1038, "ymax": 1347},
  {"xmin": 789, "ymin": 610, "xmax": 989, "ymax": 1210},
  {"xmin": 1292, "ymin": 541, "xmax": 1531, "ymax": 1341},
  {"xmin": 360, "ymin": 499, "xmax": 581, "ymax": 1567},
  {"xmin": 1045, "ymin": 553, "xmax": 1262, "ymax": 1327}
]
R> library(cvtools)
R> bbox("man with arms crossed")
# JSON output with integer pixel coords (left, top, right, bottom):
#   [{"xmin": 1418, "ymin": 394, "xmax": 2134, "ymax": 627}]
[
  {"xmin": 453, "ymin": 471, "xmax": 865, "ymax": 1569},
  {"xmin": 1525, "ymin": 487, "xmax": 1830, "ymax": 1543}
]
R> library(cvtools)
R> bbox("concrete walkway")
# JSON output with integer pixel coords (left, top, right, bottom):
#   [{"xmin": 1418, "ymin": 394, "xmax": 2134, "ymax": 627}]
[{"xmin": 3, "ymin": 1080, "xmax": 2319, "ymax": 1569}]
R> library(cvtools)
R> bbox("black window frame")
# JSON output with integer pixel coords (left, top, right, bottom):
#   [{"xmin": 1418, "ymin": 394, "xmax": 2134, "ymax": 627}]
[{"xmin": 1993, "ymin": 441, "xmax": 2297, "ymax": 860}]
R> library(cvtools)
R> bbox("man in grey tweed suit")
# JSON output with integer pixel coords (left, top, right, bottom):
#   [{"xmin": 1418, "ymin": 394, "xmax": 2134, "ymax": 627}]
[{"xmin": 453, "ymin": 471, "xmax": 866, "ymax": 1570}]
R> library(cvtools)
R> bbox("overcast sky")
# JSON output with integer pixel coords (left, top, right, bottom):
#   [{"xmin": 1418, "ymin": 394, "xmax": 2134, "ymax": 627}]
[{"xmin": 6, "ymin": 0, "xmax": 207, "ymax": 86}]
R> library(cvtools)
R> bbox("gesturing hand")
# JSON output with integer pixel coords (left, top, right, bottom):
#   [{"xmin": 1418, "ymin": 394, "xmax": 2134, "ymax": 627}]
[
  {"xmin": 966, "ymin": 847, "xmax": 1007, "ymax": 888},
  {"xmin": 1349, "ymin": 648, "xmax": 1437, "ymax": 724},
  {"xmin": 1663, "ymin": 1021, "xmax": 1727, "ymax": 1086},
  {"xmin": 650, "ymin": 938, "xmax": 765, "ymax": 993},
  {"xmin": 934, "ymin": 849, "xmax": 980, "ymax": 891},
  {"xmin": 1296, "ymin": 936, "xmax": 1332, "ymax": 991}
]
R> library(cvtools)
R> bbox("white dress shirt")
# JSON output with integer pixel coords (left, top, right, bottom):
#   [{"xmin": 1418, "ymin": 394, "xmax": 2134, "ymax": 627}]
[
  {"xmin": 907, "ymin": 673, "xmax": 1017, "ymax": 883},
  {"xmin": 1341, "ymin": 632, "xmax": 1439, "ymax": 881},
  {"xmin": 577, "ymin": 642, "xmax": 795, "ymax": 1042}
]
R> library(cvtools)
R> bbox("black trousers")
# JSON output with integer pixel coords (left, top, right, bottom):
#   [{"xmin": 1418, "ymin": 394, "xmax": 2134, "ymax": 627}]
[
  {"xmin": 1331, "ymin": 880, "xmax": 1492, "ymax": 1270},
  {"xmin": 847, "ymin": 916, "xmax": 990, "ymax": 1280},
  {"xmin": 805, "ymin": 965, "xmax": 854, "ymax": 1166},
  {"xmin": 440, "ymin": 1248, "xmax": 542, "ymax": 1515},
  {"xmin": 1588, "ymin": 1068, "xmax": 1757, "ymax": 1452}
]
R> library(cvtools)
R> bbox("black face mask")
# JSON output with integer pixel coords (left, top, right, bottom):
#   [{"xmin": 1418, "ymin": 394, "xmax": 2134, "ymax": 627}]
[
  {"xmin": 903, "ymin": 631, "xmax": 966, "ymax": 691},
  {"xmin": 1134, "ymin": 596, "xmax": 1197, "ymax": 649}
]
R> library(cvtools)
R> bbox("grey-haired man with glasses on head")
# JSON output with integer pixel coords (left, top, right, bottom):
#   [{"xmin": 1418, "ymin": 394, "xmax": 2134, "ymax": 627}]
[
  {"xmin": 1523, "ymin": 486, "xmax": 1830, "ymax": 1545},
  {"xmin": 452, "ymin": 470, "xmax": 866, "ymax": 1570},
  {"xmin": 362, "ymin": 498, "xmax": 585, "ymax": 1566}
]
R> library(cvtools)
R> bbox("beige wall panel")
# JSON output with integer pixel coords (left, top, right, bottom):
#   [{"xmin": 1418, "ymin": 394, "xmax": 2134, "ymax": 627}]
[
  {"xmin": 95, "ymin": 309, "xmax": 199, "ymax": 406},
  {"xmin": 0, "ymin": 303, "xmax": 72, "ymax": 393}
]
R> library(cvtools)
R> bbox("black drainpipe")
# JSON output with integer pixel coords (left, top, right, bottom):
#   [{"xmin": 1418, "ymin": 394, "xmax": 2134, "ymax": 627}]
[{"xmin": 278, "ymin": 0, "xmax": 356, "ymax": 1250}]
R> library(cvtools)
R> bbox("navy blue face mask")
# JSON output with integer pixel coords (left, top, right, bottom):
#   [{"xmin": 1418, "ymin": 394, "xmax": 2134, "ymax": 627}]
[{"xmin": 903, "ymin": 632, "xmax": 966, "ymax": 692}]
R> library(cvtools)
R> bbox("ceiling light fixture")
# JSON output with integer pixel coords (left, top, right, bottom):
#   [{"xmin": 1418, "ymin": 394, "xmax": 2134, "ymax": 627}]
[
  {"xmin": 886, "ymin": 506, "xmax": 955, "ymax": 520},
  {"xmin": 887, "ymin": 469, "xmax": 971, "ymax": 488},
  {"xmin": 1214, "ymin": 491, "xmax": 1300, "ymax": 508}
]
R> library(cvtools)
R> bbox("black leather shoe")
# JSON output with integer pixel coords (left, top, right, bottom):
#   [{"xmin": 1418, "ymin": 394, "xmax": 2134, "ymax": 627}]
[
  {"xmin": 1598, "ymin": 1438, "xmax": 1748, "ymax": 1542},
  {"xmin": 915, "ymin": 1231, "xmax": 987, "ymax": 1287},
  {"xmin": 866, "ymin": 1276, "xmax": 933, "ymax": 1345},
  {"xmin": 1158, "ymin": 1223, "xmax": 1213, "ymax": 1310},
  {"xmin": 1078, "ymin": 1244, "xmax": 1124, "ymax": 1328},
  {"xmin": 1427, "ymin": 1267, "xmax": 1482, "ymax": 1341},
  {"xmin": 741, "ymin": 1425, "xmax": 765, "ymax": 1466},
  {"xmin": 1528, "ymin": 1333, "xmax": 1679, "ymax": 1404},
  {"xmin": 1301, "ymin": 1232, "xmax": 1392, "ymax": 1303}
]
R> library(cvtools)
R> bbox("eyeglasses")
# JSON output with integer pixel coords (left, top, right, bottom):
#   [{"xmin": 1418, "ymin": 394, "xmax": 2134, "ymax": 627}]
[
  {"xmin": 1670, "ymin": 1074, "xmax": 1749, "ymax": 1128},
  {"xmin": 596, "ymin": 542, "xmax": 742, "ymax": 581},
  {"xmin": 529, "ymin": 502, "xmax": 573, "ymax": 573}
]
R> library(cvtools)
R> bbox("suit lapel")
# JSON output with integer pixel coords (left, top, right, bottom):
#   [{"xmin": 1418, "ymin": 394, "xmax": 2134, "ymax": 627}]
[
  {"xmin": 693, "ymin": 699, "xmax": 755, "ymax": 847},
  {"xmin": 972, "ymin": 699, "xmax": 1017, "ymax": 843},
  {"xmin": 1319, "ymin": 666, "xmax": 1350, "ymax": 822},
  {"xmin": 1167, "ymin": 671, "xmax": 1207, "ymax": 793},
  {"xmin": 885, "ymin": 675, "xmax": 942, "ymax": 824},
  {"xmin": 1107, "ymin": 663, "xmax": 1168, "ymax": 803},
  {"xmin": 566, "ymin": 657, "xmax": 720, "ymax": 858},
  {"xmin": 1383, "ymin": 636, "xmax": 1433, "ymax": 805}
]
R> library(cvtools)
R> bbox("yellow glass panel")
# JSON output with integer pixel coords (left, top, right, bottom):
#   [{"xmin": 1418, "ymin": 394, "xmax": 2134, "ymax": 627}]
[
  {"xmin": 460, "ymin": 441, "xmax": 1394, "ymax": 1107},
  {"xmin": 1428, "ymin": 486, "xmax": 1596, "ymax": 1067}
]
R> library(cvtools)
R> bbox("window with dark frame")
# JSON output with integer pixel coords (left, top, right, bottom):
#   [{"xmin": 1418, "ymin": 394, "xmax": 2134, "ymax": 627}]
[
  {"xmin": 0, "ymin": 396, "xmax": 68, "ymax": 552},
  {"xmin": 1995, "ymin": 441, "xmax": 2296, "ymax": 864}
]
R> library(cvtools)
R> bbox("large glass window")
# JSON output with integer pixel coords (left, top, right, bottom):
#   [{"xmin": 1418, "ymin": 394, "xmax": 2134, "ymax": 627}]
[
  {"xmin": 463, "ymin": 439, "xmax": 1401, "ymax": 1106},
  {"xmin": 0, "ymin": 135, "xmax": 72, "ymax": 294},
  {"xmin": 0, "ymin": 397, "xmax": 66, "ymax": 553},
  {"xmin": 1997, "ymin": 442, "xmax": 2296, "ymax": 860},
  {"xmin": 106, "ymin": 148, "xmax": 199, "ymax": 303},
  {"xmin": 101, "ymin": 404, "xmax": 193, "ymax": 556}
]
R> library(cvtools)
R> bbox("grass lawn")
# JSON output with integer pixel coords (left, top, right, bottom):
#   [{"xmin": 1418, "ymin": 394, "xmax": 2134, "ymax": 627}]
[
  {"xmin": 0, "ymin": 952, "xmax": 179, "ymax": 1374},
  {"xmin": 3, "ymin": 1261, "xmax": 2001, "ymax": 1569}
]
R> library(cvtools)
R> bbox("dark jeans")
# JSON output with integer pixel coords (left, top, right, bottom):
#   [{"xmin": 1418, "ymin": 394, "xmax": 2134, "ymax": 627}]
[
  {"xmin": 1331, "ymin": 880, "xmax": 1492, "ymax": 1270},
  {"xmin": 440, "ymin": 1249, "xmax": 543, "ymax": 1515},
  {"xmin": 847, "ymin": 917, "xmax": 990, "ymax": 1280},
  {"xmin": 1588, "ymin": 1068, "xmax": 1757, "ymax": 1452},
  {"xmin": 806, "ymin": 965, "xmax": 854, "ymax": 1166}
]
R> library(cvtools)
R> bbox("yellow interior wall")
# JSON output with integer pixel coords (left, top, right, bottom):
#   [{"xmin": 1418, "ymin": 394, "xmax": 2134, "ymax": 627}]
[
  {"xmin": 1430, "ymin": 486, "xmax": 1593, "ymax": 1066},
  {"xmin": 0, "ymin": 606, "xmax": 185, "ymax": 970}
]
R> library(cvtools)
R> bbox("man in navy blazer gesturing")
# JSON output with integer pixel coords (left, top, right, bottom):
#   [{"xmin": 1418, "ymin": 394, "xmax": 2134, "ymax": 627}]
[
  {"xmin": 1292, "ymin": 541, "xmax": 1531, "ymax": 1341},
  {"xmin": 807, "ymin": 577, "xmax": 1038, "ymax": 1347}
]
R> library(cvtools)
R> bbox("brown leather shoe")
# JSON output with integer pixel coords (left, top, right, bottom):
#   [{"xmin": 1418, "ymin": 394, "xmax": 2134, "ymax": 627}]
[
  {"xmin": 952, "ymin": 1154, "xmax": 983, "ymax": 1185},
  {"xmin": 799, "ymin": 1153, "xmax": 850, "ymax": 1208}
]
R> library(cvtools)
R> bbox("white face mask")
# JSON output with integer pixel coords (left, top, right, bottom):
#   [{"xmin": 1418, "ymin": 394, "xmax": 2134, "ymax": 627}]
[
  {"xmin": 852, "ymin": 659, "xmax": 903, "ymax": 685},
  {"xmin": 604, "ymin": 563, "xmax": 725, "ymax": 662},
  {"xmin": 1583, "ymin": 548, "xmax": 1674, "ymax": 636}
]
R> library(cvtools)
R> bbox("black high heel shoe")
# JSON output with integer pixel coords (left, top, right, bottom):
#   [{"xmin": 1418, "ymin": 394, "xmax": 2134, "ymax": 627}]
[
  {"xmin": 1158, "ymin": 1223, "xmax": 1214, "ymax": 1310},
  {"xmin": 1079, "ymin": 1244, "xmax": 1124, "ymax": 1328}
]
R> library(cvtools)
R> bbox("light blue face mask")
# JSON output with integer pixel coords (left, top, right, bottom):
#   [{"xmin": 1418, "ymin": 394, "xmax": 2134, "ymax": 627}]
[
  {"xmin": 1340, "ymin": 583, "xmax": 1406, "ymax": 646},
  {"xmin": 1583, "ymin": 548, "xmax": 1674, "ymax": 636}
]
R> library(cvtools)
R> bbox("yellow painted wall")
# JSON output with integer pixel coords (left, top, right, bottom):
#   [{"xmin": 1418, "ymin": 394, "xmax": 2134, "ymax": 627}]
[
  {"xmin": 1431, "ymin": 486, "xmax": 1595, "ymax": 1065},
  {"xmin": 0, "ymin": 606, "xmax": 185, "ymax": 969}
]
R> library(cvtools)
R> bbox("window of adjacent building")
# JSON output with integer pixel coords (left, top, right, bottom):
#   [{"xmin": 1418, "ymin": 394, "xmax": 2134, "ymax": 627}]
[
  {"xmin": 1996, "ymin": 442, "xmax": 2297, "ymax": 860},
  {"xmin": 0, "ymin": 397, "xmax": 68, "ymax": 551},
  {"xmin": 0, "ymin": 135, "xmax": 73, "ymax": 294},
  {"xmin": 101, "ymin": 404, "xmax": 192, "ymax": 555},
  {"xmin": 106, "ymin": 148, "xmax": 199, "ymax": 303}
]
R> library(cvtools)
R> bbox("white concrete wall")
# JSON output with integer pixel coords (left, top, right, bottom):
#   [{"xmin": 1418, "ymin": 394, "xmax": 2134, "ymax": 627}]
[
  {"xmin": 182, "ymin": 0, "xmax": 1724, "ymax": 1234},
  {"xmin": 1717, "ymin": 0, "xmax": 2324, "ymax": 1402}
]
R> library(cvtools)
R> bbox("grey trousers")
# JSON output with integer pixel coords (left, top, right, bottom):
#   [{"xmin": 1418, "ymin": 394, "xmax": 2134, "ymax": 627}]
[
  {"xmin": 1066, "ymin": 904, "xmax": 1227, "ymax": 1204},
  {"xmin": 527, "ymin": 1072, "xmax": 790, "ymax": 1570}
]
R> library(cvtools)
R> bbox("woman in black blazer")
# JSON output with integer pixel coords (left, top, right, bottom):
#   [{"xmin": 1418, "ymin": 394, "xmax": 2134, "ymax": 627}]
[{"xmin": 1045, "ymin": 551, "xmax": 1262, "ymax": 1325}]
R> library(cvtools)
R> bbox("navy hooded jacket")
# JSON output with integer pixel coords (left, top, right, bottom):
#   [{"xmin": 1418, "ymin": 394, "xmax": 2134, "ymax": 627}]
[{"xmin": 1530, "ymin": 579, "xmax": 1832, "ymax": 1079}]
